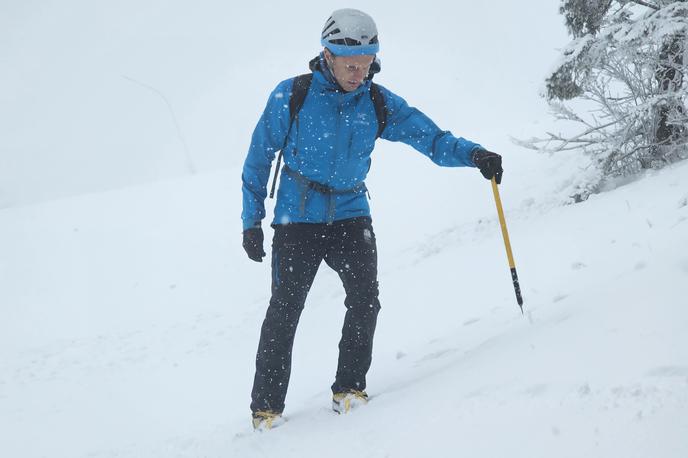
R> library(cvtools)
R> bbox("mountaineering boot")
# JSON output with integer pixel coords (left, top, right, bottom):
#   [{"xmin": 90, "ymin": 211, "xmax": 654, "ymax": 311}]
[
  {"xmin": 252, "ymin": 411, "xmax": 285, "ymax": 431},
  {"xmin": 332, "ymin": 390, "xmax": 368, "ymax": 414}
]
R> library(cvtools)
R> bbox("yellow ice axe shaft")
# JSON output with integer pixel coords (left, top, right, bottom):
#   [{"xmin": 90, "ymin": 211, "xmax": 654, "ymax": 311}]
[{"xmin": 491, "ymin": 177, "xmax": 524, "ymax": 313}]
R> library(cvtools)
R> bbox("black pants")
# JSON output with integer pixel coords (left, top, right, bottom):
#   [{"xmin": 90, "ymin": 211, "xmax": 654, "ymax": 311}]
[{"xmin": 250, "ymin": 216, "xmax": 381, "ymax": 414}]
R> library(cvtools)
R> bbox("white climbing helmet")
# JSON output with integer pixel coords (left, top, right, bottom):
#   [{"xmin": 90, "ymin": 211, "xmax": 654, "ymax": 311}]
[{"xmin": 321, "ymin": 9, "xmax": 379, "ymax": 56}]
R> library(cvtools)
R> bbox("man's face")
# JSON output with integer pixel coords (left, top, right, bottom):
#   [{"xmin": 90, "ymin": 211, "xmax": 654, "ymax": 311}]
[{"xmin": 324, "ymin": 48, "xmax": 375, "ymax": 92}]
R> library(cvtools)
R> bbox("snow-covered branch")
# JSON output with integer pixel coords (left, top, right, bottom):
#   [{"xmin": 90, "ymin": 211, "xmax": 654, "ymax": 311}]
[
  {"xmin": 529, "ymin": 0, "xmax": 688, "ymax": 200},
  {"xmin": 629, "ymin": 0, "xmax": 660, "ymax": 10}
]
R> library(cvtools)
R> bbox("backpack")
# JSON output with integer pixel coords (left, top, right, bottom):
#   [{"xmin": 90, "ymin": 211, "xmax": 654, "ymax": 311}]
[{"xmin": 269, "ymin": 73, "xmax": 388, "ymax": 198}]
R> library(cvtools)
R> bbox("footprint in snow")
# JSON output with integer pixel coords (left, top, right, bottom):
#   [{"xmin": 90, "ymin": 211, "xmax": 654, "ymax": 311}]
[
  {"xmin": 578, "ymin": 383, "xmax": 592, "ymax": 396},
  {"xmin": 678, "ymin": 196, "xmax": 688, "ymax": 209},
  {"xmin": 524, "ymin": 384, "xmax": 548, "ymax": 397},
  {"xmin": 417, "ymin": 348, "xmax": 456, "ymax": 363}
]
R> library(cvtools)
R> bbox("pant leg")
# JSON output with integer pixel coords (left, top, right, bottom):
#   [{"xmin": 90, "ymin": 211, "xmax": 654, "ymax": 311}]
[
  {"xmin": 324, "ymin": 217, "xmax": 381, "ymax": 394},
  {"xmin": 250, "ymin": 223, "xmax": 326, "ymax": 414}
]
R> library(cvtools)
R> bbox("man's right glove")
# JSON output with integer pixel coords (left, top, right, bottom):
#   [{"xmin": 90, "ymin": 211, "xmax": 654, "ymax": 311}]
[
  {"xmin": 472, "ymin": 149, "xmax": 503, "ymax": 184},
  {"xmin": 243, "ymin": 227, "xmax": 266, "ymax": 262}
]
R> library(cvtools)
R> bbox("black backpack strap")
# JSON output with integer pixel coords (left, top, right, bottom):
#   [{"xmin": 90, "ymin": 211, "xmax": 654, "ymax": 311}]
[
  {"xmin": 269, "ymin": 74, "xmax": 313, "ymax": 199},
  {"xmin": 289, "ymin": 74, "xmax": 313, "ymax": 120},
  {"xmin": 369, "ymin": 82, "xmax": 387, "ymax": 139}
]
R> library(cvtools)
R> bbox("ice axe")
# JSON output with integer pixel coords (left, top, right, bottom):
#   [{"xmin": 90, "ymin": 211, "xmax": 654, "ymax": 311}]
[{"xmin": 490, "ymin": 177, "xmax": 524, "ymax": 313}]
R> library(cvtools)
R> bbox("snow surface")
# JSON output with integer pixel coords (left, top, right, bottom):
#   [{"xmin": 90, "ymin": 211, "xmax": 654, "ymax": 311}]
[{"xmin": 2, "ymin": 1, "xmax": 687, "ymax": 457}]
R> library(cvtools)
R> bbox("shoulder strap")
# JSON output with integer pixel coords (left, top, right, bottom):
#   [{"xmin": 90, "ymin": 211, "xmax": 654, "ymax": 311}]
[
  {"xmin": 369, "ymin": 82, "xmax": 387, "ymax": 139},
  {"xmin": 269, "ymin": 74, "xmax": 313, "ymax": 199},
  {"xmin": 289, "ymin": 74, "xmax": 313, "ymax": 120}
]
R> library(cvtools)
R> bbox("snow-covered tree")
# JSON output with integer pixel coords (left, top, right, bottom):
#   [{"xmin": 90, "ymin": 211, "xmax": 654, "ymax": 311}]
[{"xmin": 524, "ymin": 0, "xmax": 688, "ymax": 201}]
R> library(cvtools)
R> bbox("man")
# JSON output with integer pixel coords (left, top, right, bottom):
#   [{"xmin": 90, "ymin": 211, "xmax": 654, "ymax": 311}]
[{"xmin": 241, "ymin": 8, "xmax": 503, "ymax": 430}]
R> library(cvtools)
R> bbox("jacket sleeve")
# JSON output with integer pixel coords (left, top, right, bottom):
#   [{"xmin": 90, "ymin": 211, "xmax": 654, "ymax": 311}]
[
  {"xmin": 377, "ymin": 85, "xmax": 483, "ymax": 167},
  {"xmin": 241, "ymin": 80, "xmax": 292, "ymax": 230}
]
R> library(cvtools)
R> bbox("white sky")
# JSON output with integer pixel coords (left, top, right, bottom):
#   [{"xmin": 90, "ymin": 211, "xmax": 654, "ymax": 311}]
[{"xmin": 0, "ymin": 0, "xmax": 569, "ymax": 207}]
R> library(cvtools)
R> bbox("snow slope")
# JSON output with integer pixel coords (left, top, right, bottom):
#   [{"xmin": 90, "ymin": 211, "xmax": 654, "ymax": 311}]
[{"xmin": 1, "ymin": 157, "xmax": 687, "ymax": 457}]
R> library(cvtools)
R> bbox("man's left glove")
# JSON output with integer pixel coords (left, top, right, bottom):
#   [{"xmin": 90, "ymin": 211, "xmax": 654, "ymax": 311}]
[
  {"xmin": 472, "ymin": 149, "xmax": 503, "ymax": 184},
  {"xmin": 243, "ymin": 227, "xmax": 266, "ymax": 262}
]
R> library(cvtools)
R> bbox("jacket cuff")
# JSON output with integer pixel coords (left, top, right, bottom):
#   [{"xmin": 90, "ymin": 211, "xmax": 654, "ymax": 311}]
[
  {"xmin": 242, "ymin": 219, "xmax": 262, "ymax": 231},
  {"xmin": 470, "ymin": 147, "xmax": 486, "ymax": 167}
]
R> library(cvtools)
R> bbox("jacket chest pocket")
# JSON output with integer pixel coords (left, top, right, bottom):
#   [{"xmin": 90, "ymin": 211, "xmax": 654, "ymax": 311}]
[{"xmin": 347, "ymin": 111, "xmax": 377, "ymax": 157}]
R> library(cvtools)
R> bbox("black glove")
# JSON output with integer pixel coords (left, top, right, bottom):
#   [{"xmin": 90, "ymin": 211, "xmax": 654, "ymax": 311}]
[
  {"xmin": 472, "ymin": 149, "xmax": 503, "ymax": 184},
  {"xmin": 243, "ymin": 227, "xmax": 266, "ymax": 262}
]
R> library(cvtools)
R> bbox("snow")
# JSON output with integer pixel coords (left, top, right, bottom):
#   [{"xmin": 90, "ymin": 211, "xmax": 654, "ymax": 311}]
[{"xmin": 1, "ymin": 1, "xmax": 687, "ymax": 457}]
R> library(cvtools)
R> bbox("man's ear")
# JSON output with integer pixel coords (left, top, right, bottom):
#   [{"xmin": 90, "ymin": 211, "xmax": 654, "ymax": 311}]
[{"xmin": 323, "ymin": 47, "xmax": 335, "ymax": 66}]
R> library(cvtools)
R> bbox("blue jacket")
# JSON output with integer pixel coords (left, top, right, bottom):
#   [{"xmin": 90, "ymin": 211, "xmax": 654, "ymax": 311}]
[{"xmin": 241, "ymin": 61, "xmax": 482, "ymax": 230}]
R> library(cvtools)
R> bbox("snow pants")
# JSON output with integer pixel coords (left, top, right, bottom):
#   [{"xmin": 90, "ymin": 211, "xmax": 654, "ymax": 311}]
[{"xmin": 250, "ymin": 216, "xmax": 381, "ymax": 414}]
